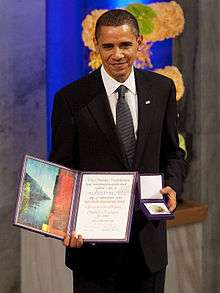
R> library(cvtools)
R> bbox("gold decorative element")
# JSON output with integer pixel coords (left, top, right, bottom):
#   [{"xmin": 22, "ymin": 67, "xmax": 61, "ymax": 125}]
[
  {"xmin": 154, "ymin": 66, "xmax": 185, "ymax": 101},
  {"xmin": 89, "ymin": 51, "xmax": 102, "ymax": 70},
  {"xmin": 82, "ymin": 9, "xmax": 107, "ymax": 51},
  {"xmin": 149, "ymin": 205, "xmax": 166, "ymax": 213},
  {"xmin": 145, "ymin": 1, "xmax": 185, "ymax": 42}
]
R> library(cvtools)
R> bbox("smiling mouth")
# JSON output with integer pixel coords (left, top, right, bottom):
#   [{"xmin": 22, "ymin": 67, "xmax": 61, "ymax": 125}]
[{"xmin": 111, "ymin": 63, "xmax": 127, "ymax": 67}]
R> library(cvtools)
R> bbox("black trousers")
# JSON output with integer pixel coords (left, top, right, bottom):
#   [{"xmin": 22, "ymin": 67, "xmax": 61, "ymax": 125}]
[
  {"xmin": 73, "ymin": 267, "xmax": 165, "ymax": 293},
  {"xmin": 72, "ymin": 239, "xmax": 166, "ymax": 293}
]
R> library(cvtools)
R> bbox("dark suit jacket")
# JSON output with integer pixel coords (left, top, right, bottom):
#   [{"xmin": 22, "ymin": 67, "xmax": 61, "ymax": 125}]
[{"xmin": 49, "ymin": 68, "xmax": 186, "ymax": 273}]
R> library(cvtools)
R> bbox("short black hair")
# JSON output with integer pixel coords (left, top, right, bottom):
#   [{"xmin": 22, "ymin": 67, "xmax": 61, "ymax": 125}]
[{"xmin": 95, "ymin": 9, "xmax": 140, "ymax": 40}]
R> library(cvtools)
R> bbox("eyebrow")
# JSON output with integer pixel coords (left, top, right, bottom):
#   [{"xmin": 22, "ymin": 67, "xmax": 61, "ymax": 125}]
[
  {"xmin": 120, "ymin": 42, "xmax": 133, "ymax": 46},
  {"xmin": 102, "ymin": 43, "xmax": 114, "ymax": 47}
]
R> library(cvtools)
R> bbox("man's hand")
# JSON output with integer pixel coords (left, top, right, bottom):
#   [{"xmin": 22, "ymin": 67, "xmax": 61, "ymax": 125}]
[
  {"xmin": 160, "ymin": 186, "xmax": 177, "ymax": 212},
  {"xmin": 63, "ymin": 233, "xmax": 84, "ymax": 248}
]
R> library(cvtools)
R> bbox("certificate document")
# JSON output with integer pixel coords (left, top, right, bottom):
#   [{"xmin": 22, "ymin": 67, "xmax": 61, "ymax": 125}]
[{"xmin": 74, "ymin": 173, "xmax": 135, "ymax": 242}]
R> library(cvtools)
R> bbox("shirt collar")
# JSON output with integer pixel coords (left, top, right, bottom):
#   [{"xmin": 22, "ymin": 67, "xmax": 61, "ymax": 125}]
[{"xmin": 101, "ymin": 65, "xmax": 136, "ymax": 96}]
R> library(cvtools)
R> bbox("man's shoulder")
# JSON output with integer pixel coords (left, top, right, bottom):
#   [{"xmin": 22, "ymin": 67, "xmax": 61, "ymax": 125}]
[
  {"xmin": 54, "ymin": 69, "xmax": 102, "ymax": 110},
  {"xmin": 135, "ymin": 68, "xmax": 173, "ymax": 87},
  {"xmin": 57, "ymin": 69, "xmax": 100, "ymax": 97}
]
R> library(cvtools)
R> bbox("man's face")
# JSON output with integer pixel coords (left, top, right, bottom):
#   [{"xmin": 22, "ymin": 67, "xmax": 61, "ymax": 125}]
[{"xmin": 94, "ymin": 24, "xmax": 142, "ymax": 83}]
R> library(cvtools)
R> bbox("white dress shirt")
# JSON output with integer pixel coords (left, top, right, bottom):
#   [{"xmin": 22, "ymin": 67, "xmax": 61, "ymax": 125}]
[{"xmin": 101, "ymin": 66, "xmax": 138, "ymax": 138}]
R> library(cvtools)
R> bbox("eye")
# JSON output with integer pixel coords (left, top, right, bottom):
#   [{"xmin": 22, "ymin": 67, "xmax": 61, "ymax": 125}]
[
  {"xmin": 102, "ymin": 44, "xmax": 113, "ymax": 50},
  {"xmin": 120, "ymin": 42, "xmax": 133, "ymax": 49}
]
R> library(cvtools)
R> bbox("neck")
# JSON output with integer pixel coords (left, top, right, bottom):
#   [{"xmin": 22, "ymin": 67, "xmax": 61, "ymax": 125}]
[{"xmin": 103, "ymin": 66, "xmax": 132, "ymax": 83}]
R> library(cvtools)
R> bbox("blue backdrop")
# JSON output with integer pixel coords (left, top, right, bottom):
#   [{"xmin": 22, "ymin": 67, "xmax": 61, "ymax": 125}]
[{"xmin": 46, "ymin": 0, "xmax": 171, "ymax": 153}]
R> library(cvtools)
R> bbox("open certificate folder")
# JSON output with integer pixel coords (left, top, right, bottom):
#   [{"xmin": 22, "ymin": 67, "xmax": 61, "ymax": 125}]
[{"xmin": 14, "ymin": 155, "xmax": 137, "ymax": 243}]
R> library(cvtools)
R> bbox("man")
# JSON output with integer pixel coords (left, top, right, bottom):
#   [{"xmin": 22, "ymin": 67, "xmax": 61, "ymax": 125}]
[{"xmin": 49, "ymin": 9, "xmax": 186, "ymax": 293}]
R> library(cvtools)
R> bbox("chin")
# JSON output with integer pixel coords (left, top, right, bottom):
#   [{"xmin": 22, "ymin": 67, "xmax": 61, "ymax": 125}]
[
  {"xmin": 111, "ymin": 70, "xmax": 128, "ymax": 81},
  {"xmin": 113, "ymin": 75, "xmax": 127, "ymax": 82}
]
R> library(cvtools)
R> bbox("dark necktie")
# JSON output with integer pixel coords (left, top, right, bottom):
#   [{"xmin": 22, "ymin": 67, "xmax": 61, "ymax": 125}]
[{"xmin": 116, "ymin": 85, "xmax": 136, "ymax": 168}]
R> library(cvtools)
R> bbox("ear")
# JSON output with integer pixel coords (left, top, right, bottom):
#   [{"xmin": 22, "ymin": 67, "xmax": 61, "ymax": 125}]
[
  {"xmin": 137, "ymin": 35, "xmax": 143, "ymax": 49},
  {"xmin": 93, "ymin": 37, "xmax": 99, "ymax": 53}
]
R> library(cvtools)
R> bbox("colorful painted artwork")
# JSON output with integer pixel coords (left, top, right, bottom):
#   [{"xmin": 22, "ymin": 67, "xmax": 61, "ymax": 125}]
[{"xmin": 15, "ymin": 157, "xmax": 76, "ymax": 239}]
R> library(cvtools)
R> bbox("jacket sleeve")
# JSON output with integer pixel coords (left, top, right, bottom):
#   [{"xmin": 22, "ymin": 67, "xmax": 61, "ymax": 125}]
[
  {"xmin": 160, "ymin": 80, "xmax": 186, "ymax": 198},
  {"xmin": 49, "ymin": 92, "xmax": 78, "ymax": 168}
]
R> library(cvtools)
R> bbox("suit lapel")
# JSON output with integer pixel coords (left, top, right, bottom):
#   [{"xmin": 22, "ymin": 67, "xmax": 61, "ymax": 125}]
[
  {"xmin": 86, "ymin": 70, "xmax": 129, "ymax": 169},
  {"xmin": 133, "ymin": 69, "xmax": 155, "ymax": 169}
]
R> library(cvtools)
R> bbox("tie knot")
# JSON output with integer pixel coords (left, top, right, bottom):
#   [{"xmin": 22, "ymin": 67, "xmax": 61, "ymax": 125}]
[{"xmin": 117, "ymin": 85, "xmax": 127, "ymax": 98}]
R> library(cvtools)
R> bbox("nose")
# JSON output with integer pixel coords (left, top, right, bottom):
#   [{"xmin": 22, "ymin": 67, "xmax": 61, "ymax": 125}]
[{"xmin": 112, "ymin": 47, "xmax": 123, "ymax": 60}]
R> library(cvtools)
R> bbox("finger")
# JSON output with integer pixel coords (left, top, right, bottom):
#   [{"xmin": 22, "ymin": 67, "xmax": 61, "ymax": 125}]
[
  {"xmin": 167, "ymin": 198, "xmax": 177, "ymax": 212},
  {"xmin": 76, "ymin": 235, "xmax": 84, "ymax": 248},
  {"xmin": 160, "ymin": 186, "xmax": 173, "ymax": 195},
  {"xmin": 169, "ymin": 194, "xmax": 176, "ymax": 201},
  {"xmin": 161, "ymin": 187, "xmax": 176, "ymax": 200},
  {"xmin": 70, "ymin": 233, "xmax": 77, "ymax": 248},
  {"xmin": 63, "ymin": 234, "xmax": 70, "ymax": 247}
]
